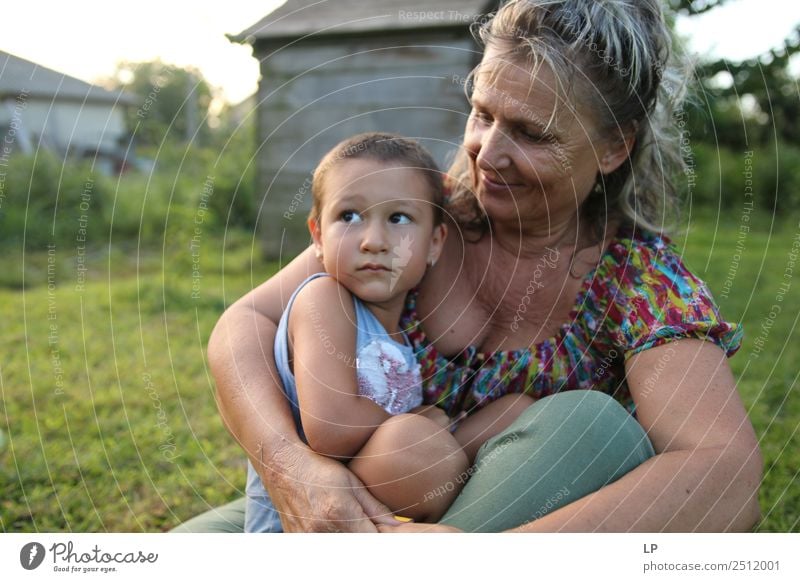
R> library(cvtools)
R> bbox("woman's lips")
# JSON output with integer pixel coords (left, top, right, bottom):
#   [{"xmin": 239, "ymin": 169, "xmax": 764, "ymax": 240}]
[{"xmin": 480, "ymin": 171, "xmax": 521, "ymax": 193}]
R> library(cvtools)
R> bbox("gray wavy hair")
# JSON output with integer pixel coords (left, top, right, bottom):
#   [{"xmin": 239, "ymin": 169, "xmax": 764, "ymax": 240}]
[{"xmin": 448, "ymin": 0, "xmax": 690, "ymax": 236}]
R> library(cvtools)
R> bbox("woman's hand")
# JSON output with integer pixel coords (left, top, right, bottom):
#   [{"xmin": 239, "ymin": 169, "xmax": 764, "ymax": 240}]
[
  {"xmin": 263, "ymin": 444, "xmax": 399, "ymax": 532},
  {"xmin": 377, "ymin": 522, "xmax": 463, "ymax": 533}
]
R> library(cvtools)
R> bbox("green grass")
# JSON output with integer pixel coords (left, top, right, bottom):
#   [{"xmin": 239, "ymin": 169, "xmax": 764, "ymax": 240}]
[
  {"xmin": 0, "ymin": 229, "xmax": 276, "ymax": 531},
  {"xmin": 676, "ymin": 211, "xmax": 800, "ymax": 532},
  {"xmin": 1, "ymin": 214, "xmax": 798, "ymax": 532}
]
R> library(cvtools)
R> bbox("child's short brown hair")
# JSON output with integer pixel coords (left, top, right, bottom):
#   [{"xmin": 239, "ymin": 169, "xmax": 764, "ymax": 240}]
[{"xmin": 310, "ymin": 132, "xmax": 444, "ymax": 225}]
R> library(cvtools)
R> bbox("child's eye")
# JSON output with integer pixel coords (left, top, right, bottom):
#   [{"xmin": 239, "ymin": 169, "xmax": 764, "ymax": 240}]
[
  {"xmin": 389, "ymin": 213, "xmax": 412, "ymax": 225},
  {"xmin": 340, "ymin": 210, "xmax": 363, "ymax": 223}
]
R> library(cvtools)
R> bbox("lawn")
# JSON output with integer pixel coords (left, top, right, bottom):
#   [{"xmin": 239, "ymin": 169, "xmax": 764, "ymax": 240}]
[
  {"xmin": 1, "ymin": 215, "xmax": 798, "ymax": 532},
  {"xmin": 0, "ymin": 229, "xmax": 274, "ymax": 531}
]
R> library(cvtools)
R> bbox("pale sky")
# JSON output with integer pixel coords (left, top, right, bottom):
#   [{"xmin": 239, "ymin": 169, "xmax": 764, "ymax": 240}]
[{"xmin": 2, "ymin": 0, "xmax": 798, "ymax": 105}]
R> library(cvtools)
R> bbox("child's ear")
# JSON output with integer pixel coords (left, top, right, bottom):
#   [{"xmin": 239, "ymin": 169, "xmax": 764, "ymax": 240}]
[
  {"xmin": 427, "ymin": 223, "xmax": 447, "ymax": 267},
  {"xmin": 308, "ymin": 217, "xmax": 323, "ymax": 262}
]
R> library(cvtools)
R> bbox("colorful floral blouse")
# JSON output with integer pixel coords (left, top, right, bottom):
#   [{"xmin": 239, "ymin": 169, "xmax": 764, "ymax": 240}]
[{"xmin": 400, "ymin": 225, "xmax": 743, "ymax": 416}]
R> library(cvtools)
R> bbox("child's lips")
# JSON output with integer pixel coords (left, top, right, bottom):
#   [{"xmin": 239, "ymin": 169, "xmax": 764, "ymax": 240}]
[{"xmin": 359, "ymin": 263, "xmax": 391, "ymax": 272}]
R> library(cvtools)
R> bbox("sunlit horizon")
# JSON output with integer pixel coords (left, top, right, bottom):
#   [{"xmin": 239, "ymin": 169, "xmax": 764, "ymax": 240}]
[{"xmin": 2, "ymin": 0, "xmax": 798, "ymax": 107}]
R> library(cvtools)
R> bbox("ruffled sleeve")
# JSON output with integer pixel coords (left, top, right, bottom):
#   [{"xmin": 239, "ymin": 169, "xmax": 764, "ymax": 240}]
[{"xmin": 604, "ymin": 230, "xmax": 743, "ymax": 359}]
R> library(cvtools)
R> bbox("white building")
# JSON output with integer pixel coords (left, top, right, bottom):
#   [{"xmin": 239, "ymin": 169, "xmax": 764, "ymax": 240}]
[{"xmin": 0, "ymin": 50, "xmax": 136, "ymax": 174}]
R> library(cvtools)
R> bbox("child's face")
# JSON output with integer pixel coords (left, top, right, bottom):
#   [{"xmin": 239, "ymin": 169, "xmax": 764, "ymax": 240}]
[{"xmin": 309, "ymin": 158, "xmax": 445, "ymax": 305}]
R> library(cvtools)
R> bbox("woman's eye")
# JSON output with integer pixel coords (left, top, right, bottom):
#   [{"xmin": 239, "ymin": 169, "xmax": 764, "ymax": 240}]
[
  {"xmin": 517, "ymin": 125, "xmax": 555, "ymax": 143},
  {"xmin": 519, "ymin": 127, "xmax": 545, "ymax": 143},
  {"xmin": 471, "ymin": 109, "xmax": 491, "ymax": 124},
  {"xmin": 389, "ymin": 213, "xmax": 412, "ymax": 225},
  {"xmin": 340, "ymin": 211, "xmax": 363, "ymax": 223}
]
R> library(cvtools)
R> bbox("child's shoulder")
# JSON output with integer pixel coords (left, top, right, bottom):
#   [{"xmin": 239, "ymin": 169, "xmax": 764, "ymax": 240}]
[{"xmin": 288, "ymin": 275, "xmax": 357, "ymax": 327}]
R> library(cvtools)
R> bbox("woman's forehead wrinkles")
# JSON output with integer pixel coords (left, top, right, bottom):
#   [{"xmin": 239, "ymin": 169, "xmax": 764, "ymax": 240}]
[{"xmin": 473, "ymin": 68, "xmax": 558, "ymax": 131}]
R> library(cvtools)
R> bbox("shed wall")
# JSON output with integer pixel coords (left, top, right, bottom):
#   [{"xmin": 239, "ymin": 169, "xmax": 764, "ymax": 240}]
[{"xmin": 254, "ymin": 33, "xmax": 478, "ymax": 258}]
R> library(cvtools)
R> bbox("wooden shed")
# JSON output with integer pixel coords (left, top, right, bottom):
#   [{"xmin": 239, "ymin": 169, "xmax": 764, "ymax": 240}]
[{"xmin": 231, "ymin": 0, "xmax": 499, "ymax": 258}]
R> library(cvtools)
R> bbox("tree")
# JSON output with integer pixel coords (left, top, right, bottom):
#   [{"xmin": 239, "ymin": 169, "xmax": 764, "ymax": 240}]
[
  {"xmin": 108, "ymin": 60, "xmax": 217, "ymax": 147},
  {"xmin": 664, "ymin": 0, "xmax": 800, "ymax": 211},
  {"xmin": 694, "ymin": 25, "xmax": 800, "ymax": 146},
  {"xmin": 665, "ymin": 0, "xmax": 800, "ymax": 147}
]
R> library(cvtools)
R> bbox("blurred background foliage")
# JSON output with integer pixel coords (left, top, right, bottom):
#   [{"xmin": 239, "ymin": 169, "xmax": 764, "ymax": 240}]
[
  {"xmin": 1, "ymin": 0, "xmax": 798, "ymax": 256},
  {"xmin": 668, "ymin": 0, "xmax": 800, "ymax": 214}
]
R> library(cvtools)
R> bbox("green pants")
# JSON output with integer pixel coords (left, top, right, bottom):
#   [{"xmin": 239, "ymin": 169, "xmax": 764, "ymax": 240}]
[{"xmin": 172, "ymin": 390, "xmax": 654, "ymax": 533}]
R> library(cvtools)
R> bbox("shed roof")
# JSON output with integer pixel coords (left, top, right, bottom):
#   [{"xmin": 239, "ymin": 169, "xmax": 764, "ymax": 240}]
[
  {"xmin": 231, "ymin": 0, "xmax": 499, "ymax": 43},
  {"xmin": 0, "ymin": 50, "xmax": 136, "ymax": 105}
]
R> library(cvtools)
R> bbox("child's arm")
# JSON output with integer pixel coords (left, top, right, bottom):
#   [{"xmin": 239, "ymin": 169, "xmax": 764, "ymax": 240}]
[
  {"xmin": 409, "ymin": 404, "xmax": 450, "ymax": 427},
  {"xmin": 289, "ymin": 276, "xmax": 391, "ymax": 460}
]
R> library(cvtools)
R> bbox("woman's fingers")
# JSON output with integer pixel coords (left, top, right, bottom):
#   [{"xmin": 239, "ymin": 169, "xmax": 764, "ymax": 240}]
[
  {"xmin": 279, "ymin": 487, "xmax": 379, "ymax": 532},
  {"xmin": 349, "ymin": 480, "xmax": 399, "ymax": 527},
  {"xmin": 271, "ymin": 453, "xmax": 392, "ymax": 532}
]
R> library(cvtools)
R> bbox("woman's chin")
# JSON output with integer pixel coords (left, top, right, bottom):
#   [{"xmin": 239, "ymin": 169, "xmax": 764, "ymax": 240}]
[{"xmin": 477, "ymin": 193, "xmax": 530, "ymax": 226}]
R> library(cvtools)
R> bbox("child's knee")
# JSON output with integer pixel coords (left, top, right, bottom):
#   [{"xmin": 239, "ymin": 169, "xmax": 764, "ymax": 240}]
[
  {"xmin": 371, "ymin": 414, "xmax": 466, "ymax": 469},
  {"xmin": 374, "ymin": 413, "xmax": 438, "ymax": 451},
  {"xmin": 349, "ymin": 414, "xmax": 468, "ymax": 521}
]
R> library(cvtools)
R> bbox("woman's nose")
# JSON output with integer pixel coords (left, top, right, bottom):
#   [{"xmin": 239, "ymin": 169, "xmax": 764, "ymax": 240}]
[
  {"xmin": 360, "ymin": 221, "xmax": 388, "ymax": 253},
  {"xmin": 475, "ymin": 124, "xmax": 512, "ymax": 173}
]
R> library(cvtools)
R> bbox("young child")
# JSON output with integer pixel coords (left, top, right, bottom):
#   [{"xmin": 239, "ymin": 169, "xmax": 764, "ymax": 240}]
[{"xmin": 245, "ymin": 133, "xmax": 533, "ymax": 531}]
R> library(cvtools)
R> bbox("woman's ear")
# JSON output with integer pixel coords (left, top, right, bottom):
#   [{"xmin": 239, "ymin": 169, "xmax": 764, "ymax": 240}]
[
  {"xmin": 308, "ymin": 217, "xmax": 323, "ymax": 261},
  {"xmin": 599, "ymin": 127, "xmax": 636, "ymax": 175},
  {"xmin": 427, "ymin": 223, "xmax": 447, "ymax": 267}
]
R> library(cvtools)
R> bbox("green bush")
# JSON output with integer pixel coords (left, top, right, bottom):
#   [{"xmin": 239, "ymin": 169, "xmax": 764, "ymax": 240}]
[
  {"xmin": 0, "ymin": 129, "xmax": 257, "ymax": 254},
  {"xmin": 683, "ymin": 141, "xmax": 800, "ymax": 216},
  {"xmin": 0, "ymin": 153, "xmax": 107, "ymax": 250},
  {"xmin": 207, "ymin": 125, "xmax": 257, "ymax": 230}
]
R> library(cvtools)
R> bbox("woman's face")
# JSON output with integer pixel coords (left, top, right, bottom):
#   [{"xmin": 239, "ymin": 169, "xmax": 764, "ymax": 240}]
[{"xmin": 463, "ymin": 47, "xmax": 629, "ymax": 231}]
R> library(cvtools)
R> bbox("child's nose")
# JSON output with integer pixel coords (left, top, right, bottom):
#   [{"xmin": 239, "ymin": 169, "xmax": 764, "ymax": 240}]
[{"xmin": 360, "ymin": 221, "xmax": 388, "ymax": 253}]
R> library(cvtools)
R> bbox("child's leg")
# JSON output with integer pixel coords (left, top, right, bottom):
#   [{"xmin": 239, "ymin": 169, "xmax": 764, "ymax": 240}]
[
  {"xmin": 453, "ymin": 393, "xmax": 535, "ymax": 463},
  {"xmin": 348, "ymin": 414, "xmax": 468, "ymax": 523}
]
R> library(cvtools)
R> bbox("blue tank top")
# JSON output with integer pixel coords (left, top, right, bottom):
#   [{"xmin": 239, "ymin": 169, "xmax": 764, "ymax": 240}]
[
  {"xmin": 274, "ymin": 273, "xmax": 423, "ymax": 441},
  {"xmin": 245, "ymin": 273, "xmax": 422, "ymax": 532}
]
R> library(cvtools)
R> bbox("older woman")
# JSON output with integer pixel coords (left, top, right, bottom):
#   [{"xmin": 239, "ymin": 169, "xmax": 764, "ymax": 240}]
[{"xmin": 178, "ymin": 0, "xmax": 761, "ymax": 533}]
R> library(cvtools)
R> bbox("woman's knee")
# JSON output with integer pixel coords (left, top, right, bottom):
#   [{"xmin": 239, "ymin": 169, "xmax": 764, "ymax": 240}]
[
  {"xmin": 513, "ymin": 390, "xmax": 634, "ymax": 436},
  {"xmin": 501, "ymin": 390, "xmax": 655, "ymax": 475}
]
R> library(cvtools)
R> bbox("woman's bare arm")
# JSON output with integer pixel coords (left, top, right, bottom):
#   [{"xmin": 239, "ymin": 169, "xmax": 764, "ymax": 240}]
[
  {"xmin": 207, "ymin": 246, "xmax": 395, "ymax": 531},
  {"xmin": 509, "ymin": 340, "xmax": 762, "ymax": 532}
]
